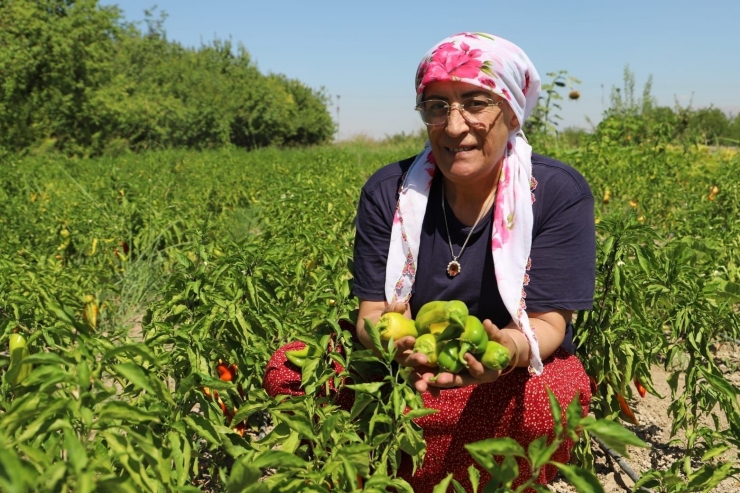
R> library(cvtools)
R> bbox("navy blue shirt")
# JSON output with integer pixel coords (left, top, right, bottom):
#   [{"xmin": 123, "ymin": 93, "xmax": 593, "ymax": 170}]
[{"xmin": 352, "ymin": 153, "xmax": 596, "ymax": 353}]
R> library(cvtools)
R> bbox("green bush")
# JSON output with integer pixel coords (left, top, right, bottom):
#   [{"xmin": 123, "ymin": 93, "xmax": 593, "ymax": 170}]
[{"xmin": 0, "ymin": 0, "xmax": 335, "ymax": 155}]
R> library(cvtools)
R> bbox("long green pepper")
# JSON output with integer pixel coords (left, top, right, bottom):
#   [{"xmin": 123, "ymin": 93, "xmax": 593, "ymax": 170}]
[
  {"xmin": 8, "ymin": 331, "xmax": 32, "ymax": 386},
  {"xmin": 415, "ymin": 300, "xmax": 468, "ymax": 341},
  {"xmin": 285, "ymin": 346, "xmax": 317, "ymax": 368}
]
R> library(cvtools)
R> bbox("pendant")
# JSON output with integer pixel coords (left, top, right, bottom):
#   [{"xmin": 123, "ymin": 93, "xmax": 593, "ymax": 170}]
[{"xmin": 446, "ymin": 260, "xmax": 461, "ymax": 277}]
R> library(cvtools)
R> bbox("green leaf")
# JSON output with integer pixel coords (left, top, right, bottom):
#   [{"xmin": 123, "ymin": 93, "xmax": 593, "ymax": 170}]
[
  {"xmin": 64, "ymin": 428, "xmax": 89, "ymax": 474},
  {"xmin": 102, "ymin": 344, "xmax": 160, "ymax": 367},
  {"xmin": 700, "ymin": 367, "xmax": 739, "ymax": 400},
  {"xmin": 20, "ymin": 352, "xmax": 70, "ymax": 366},
  {"xmin": 47, "ymin": 300, "xmax": 90, "ymax": 334},
  {"xmin": 398, "ymin": 424, "xmax": 425, "ymax": 458},
  {"xmin": 566, "ymin": 393, "xmax": 585, "ymax": 432},
  {"xmin": 345, "ymin": 381, "xmax": 385, "ymax": 395},
  {"xmin": 14, "ymin": 399, "xmax": 68, "ymax": 442},
  {"xmin": 552, "ymin": 463, "xmax": 604, "ymax": 493},
  {"xmin": 251, "ymin": 450, "xmax": 310, "ymax": 470},
  {"xmin": 581, "ymin": 417, "xmax": 647, "ymax": 456},
  {"xmin": 634, "ymin": 245, "xmax": 654, "ymax": 275},
  {"xmin": 198, "ymin": 375, "xmax": 237, "ymax": 392},
  {"xmin": 0, "ymin": 448, "xmax": 35, "ymax": 491},
  {"xmin": 273, "ymin": 412, "xmax": 316, "ymax": 441},
  {"xmin": 432, "ymin": 473, "xmax": 454, "ymax": 493},
  {"xmin": 15, "ymin": 364, "xmax": 75, "ymax": 390},
  {"xmin": 37, "ymin": 462, "xmax": 68, "ymax": 492},
  {"xmin": 451, "ymin": 479, "xmax": 467, "ymax": 493},
  {"xmin": 480, "ymin": 65, "xmax": 495, "ymax": 78},
  {"xmin": 465, "ymin": 437, "xmax": 524, "ymax": 474},
  {"xmin": 468, "ymin": 465, "xmax": 480, "ymax": 493},
  {"xmin": 687, "ymin": 462, "xmax": 739, "ymax": 490},
  {"xmin": 528, "ymin": 435, "xmax": 560, "ymax": 471},
  {"xmin": 230, "ymin": 402, "xmax": 266, "ymax": 427},
  {"xmin": 363, "ymin": 318, "xmax": 384, "ymax": 355},
  {"xmin": 349, "ymin": 392, "xmax": 375, "ymax": 420},
  {"xmin": 98, "ymin": 401, "xmax": 160, "ymax": 424},
  {"xmin": 226, "ymin": 458, "xmax": 267, "ymax": 493},
  {"xmin": 184, "ymin": 415, "xmax": 222, "ymax": 446},
  {"xmin": 701, "ymin": 445, "xmax": 731, "ymax": 461},
  {"xmin": 404, "ymin": 408, "xmax": 439, "ymax": 420},
  {"xmin": 547, "ymin": 389, "xmax": 562, "ymax": 436},
  {"xmin": 466, "ymin": 437, "xmax": 526, "ymax": 458},
  {"xmin": 113, "ymin": 363, "xmax": 156, "ymax": 394}
]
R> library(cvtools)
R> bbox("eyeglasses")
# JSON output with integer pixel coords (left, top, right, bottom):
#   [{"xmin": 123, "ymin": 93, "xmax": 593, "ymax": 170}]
[{"xmin": 415, "ymin": 97, "xmax": 504, "ymax": 126}]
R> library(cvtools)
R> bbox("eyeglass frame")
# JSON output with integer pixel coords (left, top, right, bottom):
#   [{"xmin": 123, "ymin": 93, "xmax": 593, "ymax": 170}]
[{"xmin": 414, "ymin": 97, "xmax": 504, "ymax": 127}]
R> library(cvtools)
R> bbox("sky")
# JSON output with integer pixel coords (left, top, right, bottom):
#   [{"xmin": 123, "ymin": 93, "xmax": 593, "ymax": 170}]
[{"xmin": 105, "ymin": 0, "xmax": 740, "ymax": 140}]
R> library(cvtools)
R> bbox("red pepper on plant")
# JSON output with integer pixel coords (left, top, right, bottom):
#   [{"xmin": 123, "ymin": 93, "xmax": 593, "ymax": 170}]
[
  {"xmin": 217, "ymin": 359, "xmax": 237, "ymax": 381},
  {"xmin": 616, "ymin": 393, "xmax": 639, "ymax": 425},
  {"xmin": 633, "ymin": 377, "xmax": 647, "ymax": 398},
  {"xmin": 199, "ymin": 359, "xmax": 248, "ymax": 436}
]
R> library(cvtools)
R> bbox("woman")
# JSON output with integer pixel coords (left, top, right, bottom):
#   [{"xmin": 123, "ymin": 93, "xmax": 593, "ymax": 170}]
[{"xmin": 265, "ymin": 33, "xmax": 595, "ymax": 491}]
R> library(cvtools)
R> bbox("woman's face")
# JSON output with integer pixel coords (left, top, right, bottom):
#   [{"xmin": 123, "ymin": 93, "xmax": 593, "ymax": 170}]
[{"xmin": 424, "ymin": 80, "xmax": 519, "ymax": 187}]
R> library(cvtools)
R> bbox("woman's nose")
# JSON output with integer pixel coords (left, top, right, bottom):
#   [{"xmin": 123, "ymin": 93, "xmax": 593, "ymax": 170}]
[{"xmin": 446, "ymin": 104, "xmax": 470, "ymax": 135}]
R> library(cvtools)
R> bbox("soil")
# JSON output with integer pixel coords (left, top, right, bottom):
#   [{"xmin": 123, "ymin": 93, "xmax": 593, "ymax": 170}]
[{"xmin": 549, "ymin": 342, "xmax": 740, "ymax": 492}]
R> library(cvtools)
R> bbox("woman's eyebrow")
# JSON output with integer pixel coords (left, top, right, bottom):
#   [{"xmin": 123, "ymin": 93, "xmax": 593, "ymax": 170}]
[{"xmin": 461, "ymin": 90, "xmax": 492, "ymax": 98}]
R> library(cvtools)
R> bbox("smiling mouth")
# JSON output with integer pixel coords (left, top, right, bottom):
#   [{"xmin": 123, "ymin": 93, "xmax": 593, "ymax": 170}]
[{"xmin": 447, "ymin": 146, "xmax": 476, "ymax": 152}]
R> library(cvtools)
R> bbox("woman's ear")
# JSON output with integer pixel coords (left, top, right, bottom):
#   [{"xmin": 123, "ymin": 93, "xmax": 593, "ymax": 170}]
[
  {"xmin": 508, "ymin": 111, "xmax": 520, "ymax": 131},
  {"xmin": 500, "ymin": 101, "xmax": 520, "ymax": 131}
]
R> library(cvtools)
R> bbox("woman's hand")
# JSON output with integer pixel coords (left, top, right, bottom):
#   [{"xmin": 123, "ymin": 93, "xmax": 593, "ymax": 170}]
[
  {"xmin": 357, "ymin": 299, "xmax": 427, "ymax": 367},
  {"xmin": 380, "ymin": 302, "xmax": 429, "ymax": 368},
  {"xmin": 408, "ymin": 319, "xmax": 518, "ymax": 396}
]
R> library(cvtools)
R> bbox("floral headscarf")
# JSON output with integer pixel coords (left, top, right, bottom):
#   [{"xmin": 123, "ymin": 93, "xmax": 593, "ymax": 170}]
[{"xmin": 385, "ymin": 33, "xmax": 545, "ymax": 374}]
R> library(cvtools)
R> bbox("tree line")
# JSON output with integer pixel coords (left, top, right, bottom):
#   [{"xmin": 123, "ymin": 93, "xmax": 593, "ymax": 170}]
[
  {"xmin": 555, "ymin": 67, "xmax": 740, "ymax": 148},
  {"xmin": 0, "ymin": 0, "xmax": 336, "ymax": 156}
]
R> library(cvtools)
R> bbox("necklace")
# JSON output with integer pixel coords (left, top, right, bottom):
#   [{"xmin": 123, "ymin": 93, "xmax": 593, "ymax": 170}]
[{"xmin": 441, "ymin": 186, "xmax": 494, "ymax": 277}]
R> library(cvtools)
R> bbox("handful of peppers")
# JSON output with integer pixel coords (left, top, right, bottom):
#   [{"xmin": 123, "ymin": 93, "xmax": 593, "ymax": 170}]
[{"xmin": 364, "ymin": 300, "xmax": 512, "ymax": 374}]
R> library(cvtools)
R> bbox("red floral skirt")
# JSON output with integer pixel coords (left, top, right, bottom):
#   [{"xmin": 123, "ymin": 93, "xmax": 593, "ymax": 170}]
[{"xmin": 263, "ymin": 342, "xmax": 591, "ymax": 493}]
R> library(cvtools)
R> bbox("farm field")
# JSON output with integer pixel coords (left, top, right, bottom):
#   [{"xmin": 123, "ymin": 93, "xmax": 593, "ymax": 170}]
[{"xmin": 1, "ymin": 139, "xmax": 739, "ymax": 492}]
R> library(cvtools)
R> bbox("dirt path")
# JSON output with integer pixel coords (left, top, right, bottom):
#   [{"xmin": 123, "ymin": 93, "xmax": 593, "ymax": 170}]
[{"xmin": 550, "ymin": 343, "xmax": 740, "ymax": 492}]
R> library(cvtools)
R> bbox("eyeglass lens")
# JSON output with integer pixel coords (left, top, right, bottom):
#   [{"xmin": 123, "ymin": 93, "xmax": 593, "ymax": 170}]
[{"xmin": 417, "ymin": 97, "xmax": 497, "ymax": 125}]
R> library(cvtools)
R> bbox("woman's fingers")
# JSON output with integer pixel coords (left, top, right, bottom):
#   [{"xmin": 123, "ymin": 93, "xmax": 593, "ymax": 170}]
[
  {"xmin": 482, "ymin": 319, "xmax": 501, "ymax": 340},
  {"xmin": 419, "ymin": 353, "xmax": 501, "ymax": 389},
  {"xmin": 464, "ymin": 351, "xmax": 488, "ymax": 378},
  {"xmin": 383, "ymin": 301, "xmax": 407, "ymax": 316},
  {"xmin": 395, "ymin": 336, "xmax": 437, "ymax": 368},
  {"xmin": 483, "ymin": 319, "xmax": 517, "ymax": 356},
  {"xmin": 409, "ymin": 366, "xmax": 439, "ymax": 394}
]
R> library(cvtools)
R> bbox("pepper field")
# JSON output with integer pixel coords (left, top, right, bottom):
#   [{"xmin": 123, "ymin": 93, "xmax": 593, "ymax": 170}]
[{"xmin": 1, "ymin": 139, "xmax": 739, "ymax": 492}]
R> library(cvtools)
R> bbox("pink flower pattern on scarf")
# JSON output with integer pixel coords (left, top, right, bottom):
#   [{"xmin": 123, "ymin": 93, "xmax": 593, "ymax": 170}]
[{"xmin": 419, "ymin": 42, "xmax": 483, "ymax": 89}]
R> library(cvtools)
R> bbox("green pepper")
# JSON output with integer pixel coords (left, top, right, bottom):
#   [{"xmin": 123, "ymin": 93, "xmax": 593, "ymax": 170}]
[
  {"xmin": 425, "ymin": 321, "xmax": 460, "ymax": 342},
  {"xmin": 8, "ymin": 331, "xmax": 32, "ymax": 386},
  {"xmin": 415, "ymin": 300, "xmax": 446, "ymax": 331},
  {"xmin": 413, "ymin": 333, "xmax": 441, "ymax": 367},
  {"xmin": 444, "ymin": 300, "xmax": 469, "ymax": 333},
  {"xmin": 436, "ymin": 340, "xmax": 465, "ymax": 374},
  {"xmin": 376, "ymin": 312, "xmax": 418, "ymax": 341},
  {"xmin": 458, "ymin": 315, "xmax": 488, "ymax": 367},
  {"xmin": 480, "ymin": 340, "xmax": 511, "ymax": 371},
  {"xmin": 415, "ymin": 300, "xmax": 468, "ymax": 341},
  {"xmin": 285, "ymin": 346, "xmax": 315, "ymax": 368}
]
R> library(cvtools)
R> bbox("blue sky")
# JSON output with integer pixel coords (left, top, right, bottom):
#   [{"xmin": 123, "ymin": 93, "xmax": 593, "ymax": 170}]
[{"xmin": 106, "ymin": 0, "xmax": 739, "ymax": 140}]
